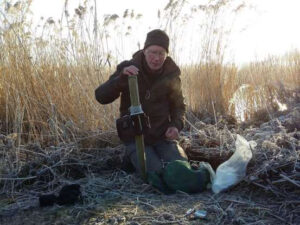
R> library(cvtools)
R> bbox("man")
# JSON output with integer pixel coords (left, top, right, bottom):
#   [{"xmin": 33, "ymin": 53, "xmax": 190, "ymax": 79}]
[{"xmin": 95, "ymin": 29, "xmax": 188, "ymax": 175}]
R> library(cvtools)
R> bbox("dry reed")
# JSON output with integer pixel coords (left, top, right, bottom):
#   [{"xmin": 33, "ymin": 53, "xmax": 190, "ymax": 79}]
[{"xmin": 0, "ymin": 0, "xmax": 299, "ymax": 143}]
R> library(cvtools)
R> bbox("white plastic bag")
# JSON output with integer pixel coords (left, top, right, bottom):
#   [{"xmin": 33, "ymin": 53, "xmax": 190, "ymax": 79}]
[{"xmin": 212, "ymin": 135, "xmax": 257, "ymax": 194}]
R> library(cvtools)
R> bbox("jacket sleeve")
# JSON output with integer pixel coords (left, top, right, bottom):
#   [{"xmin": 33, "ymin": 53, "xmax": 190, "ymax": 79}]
[
  {"xmin": 95, "ymin": 61, "xmax": 132, "ymax": 104},
  {"xmin": 168, "ymin": 76, "xmax": 186, "ymax": 131}
]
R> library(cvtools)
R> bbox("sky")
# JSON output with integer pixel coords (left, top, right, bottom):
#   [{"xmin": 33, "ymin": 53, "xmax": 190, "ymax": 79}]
[
  {"xmin": 229, "ymin": 0, "xmax": 300, "ymax": 64},
  {"xmin": 3, "ymin": 0, "xmax": 300, "ymax": 65}
]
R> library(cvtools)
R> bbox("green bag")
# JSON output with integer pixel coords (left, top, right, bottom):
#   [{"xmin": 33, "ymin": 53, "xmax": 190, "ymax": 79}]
[
  {"xmin": 147, "ymin": 170, "xmax": 174, "ymax": 194},
  {"xmin": 148, "ymin": 160, "xmax": 212, "ymax": 194}
]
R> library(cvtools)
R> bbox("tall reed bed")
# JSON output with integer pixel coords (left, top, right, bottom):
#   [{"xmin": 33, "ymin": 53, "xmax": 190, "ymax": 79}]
[
  {"xmin": 0, "ymin": 0, "xmax": 299, "ymax": 146},
  {"xmin": 182, "ymin": 51, "xmax": 300, "ymax": 121},
  {"xmin": 233, "ymin": 51, "xmax": 299, "ymax": 120}
]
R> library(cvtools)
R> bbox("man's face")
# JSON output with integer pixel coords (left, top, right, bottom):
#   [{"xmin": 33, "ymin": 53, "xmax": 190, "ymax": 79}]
[{"xmin": 143, "ymin": 45, "xmax": 167, "ymax": 71}]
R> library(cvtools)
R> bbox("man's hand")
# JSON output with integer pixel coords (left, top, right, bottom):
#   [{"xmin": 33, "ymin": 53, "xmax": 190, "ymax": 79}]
[
  {"xmin": 122, "ymin": 65, "xmax": 139, "ymax": 76},
  {"xmin": 165, "ymin": 126, "xmax": 179, "ymax": 140}
]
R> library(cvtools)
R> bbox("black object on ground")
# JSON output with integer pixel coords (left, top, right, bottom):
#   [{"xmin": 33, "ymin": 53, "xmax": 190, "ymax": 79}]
[{"xmin": 39, "ymin": 184, "xmax": 81, "ymax": 207}]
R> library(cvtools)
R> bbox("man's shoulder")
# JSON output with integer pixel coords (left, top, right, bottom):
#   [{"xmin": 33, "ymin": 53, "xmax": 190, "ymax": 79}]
[
  {"xmin": 163, "ymin": 57, "xmax": 181, "ymax": 77},
  {"xmin": 116, "ymin": 60, "xmax": 132, "ymax": 70},
  {"xmin": 116, "ymin": 60, "xmax": 139, "ymax": 72}
]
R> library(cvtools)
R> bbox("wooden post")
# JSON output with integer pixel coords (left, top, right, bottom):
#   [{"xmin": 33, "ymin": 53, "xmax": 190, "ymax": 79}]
[{"xmin": 128, "ymin": 75, "xmax": 147, "ymax": 181}]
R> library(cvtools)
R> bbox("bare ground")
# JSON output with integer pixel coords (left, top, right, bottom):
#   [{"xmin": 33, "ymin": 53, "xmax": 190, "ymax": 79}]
[{"xmin": 0, "ymin": 172, "xmax": 298, "ymax": 225}]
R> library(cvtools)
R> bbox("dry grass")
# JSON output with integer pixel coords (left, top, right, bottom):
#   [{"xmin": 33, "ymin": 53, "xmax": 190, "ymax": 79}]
[
  {"xmin": 0, "ymin": 0, "xmax": 298, "ymax": 174},
  {"xmin": 0, "ymin": 0, "xmax": 298, "ymax": 177},
  {"xmin": 182, "ymin": 63, "xmax": 238, "ymax": 118},
  {"xmin": 0, "ymin": 1, "xmax": 119, "ymax": 141},
  {"xmin": 0, "ymin": 106, "xmax": 299, "ymax": 224},
  {"xmin": 0, "ymin": 0, "xmax": 299, "ymax": 142},
  {"xmin": 0, "ymin": 1, "xmax": 299, "ymax": 224},
  {"xmin": 181, "ymin": 51, "xmax": 300, "ymax": 122}
]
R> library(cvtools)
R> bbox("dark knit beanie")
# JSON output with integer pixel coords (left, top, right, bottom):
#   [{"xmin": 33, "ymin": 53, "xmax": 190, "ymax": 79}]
[{"xmin": 144, "ymin": 29, "xmax": 169, "ymax": 53}]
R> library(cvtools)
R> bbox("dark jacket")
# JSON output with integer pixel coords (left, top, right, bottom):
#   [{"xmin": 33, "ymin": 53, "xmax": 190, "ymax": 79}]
[{"xmin": 95, "ymin": 50, "xmax": 186, "ymax": 143}]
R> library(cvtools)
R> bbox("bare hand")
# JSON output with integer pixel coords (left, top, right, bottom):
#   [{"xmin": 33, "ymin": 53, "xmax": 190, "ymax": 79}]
[
  {"xmin": 122, "ymin": 65, "xmax": 139, "ymax": 76},
  {"xmin": 165, "ymin": 127, "xmax": 179, "ymax": 140}
]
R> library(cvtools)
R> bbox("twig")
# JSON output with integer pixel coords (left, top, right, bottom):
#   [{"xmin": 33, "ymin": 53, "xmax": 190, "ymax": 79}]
[
  {"xmin": 252, "ymin": 182, "xmax": 269, "ymax": 190},
  {"xmin": 150, "ymin": 219, "xmax": 183, "ymax": 224},
  {"xmin": 272, "ymin": 178, "xmax": 287, "ymax": 184},
  {"xmin": 138, "ymin": 200, "xmax": 156, "ymax": 210},
  {"xmin": 265, "ymin": 211, "xmax": 292, "ymax": 225},
  {"xmin": 131, "ymin": 216, "xmax": 153, "ymax": 220},
  {"xmin": 0, "ymin": 176, "xmax": 37, "ymax": 181},
  {"xmin": 18, "ymin": 147, "xmax": 49, "ymax": 158},
  {"xmin": 224, "ymin": 198, "xmax": 253, "ymax": 206},
  {"xmin": 279, "ymin": 174, "xmax": 300, "ymax": 188},
  {"xmin": 252, "ymin": 182, "xmax": 285, "ymax": 197}
]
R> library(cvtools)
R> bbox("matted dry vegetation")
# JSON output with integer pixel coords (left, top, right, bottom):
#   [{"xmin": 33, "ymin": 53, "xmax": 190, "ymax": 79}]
[
  {"xmin": 0, "ymin": 0, "xmax": 299, "ymax": 224},
  {"xmin": 0, "ymin": 105, "xmax": 299, "ymax": 224}
]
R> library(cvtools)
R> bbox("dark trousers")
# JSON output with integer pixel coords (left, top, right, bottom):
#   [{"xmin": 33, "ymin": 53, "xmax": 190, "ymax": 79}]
[{"xmin": 124, "ymin": 140, "xmax": 188, "ymax": 174}]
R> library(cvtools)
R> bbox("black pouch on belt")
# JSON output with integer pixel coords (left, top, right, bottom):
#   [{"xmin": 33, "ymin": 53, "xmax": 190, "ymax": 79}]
[{"xmin": 116, "ymin": 114, "xmax": 150, "ymax": 142}]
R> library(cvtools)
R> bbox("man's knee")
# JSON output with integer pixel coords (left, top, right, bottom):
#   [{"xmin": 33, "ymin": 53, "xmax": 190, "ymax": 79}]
[
  {"xmin": 125, "ymin": 142, "xmax": 163, "ymax": 173},
  {"xmin": 155, "ymin": 140, "xmax": 188, "ymax": 163}
]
